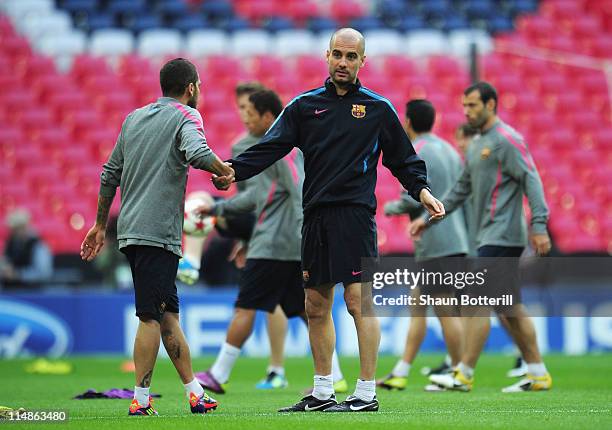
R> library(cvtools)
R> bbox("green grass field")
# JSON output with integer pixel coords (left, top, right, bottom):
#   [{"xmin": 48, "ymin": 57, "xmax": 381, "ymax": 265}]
[{"xmin": 1, "ymin": 354, "xmax": 611, "ymax": 429}]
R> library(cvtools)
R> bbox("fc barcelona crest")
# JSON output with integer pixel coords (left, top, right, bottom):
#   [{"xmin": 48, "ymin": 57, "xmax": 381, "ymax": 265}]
[{"xmin": 351, "ymin": 104, "xmax": 366, "ymax": 118}]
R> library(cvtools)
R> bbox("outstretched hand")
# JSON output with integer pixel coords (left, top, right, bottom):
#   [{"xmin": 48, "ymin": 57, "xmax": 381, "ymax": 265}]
[
  {"xmin": 409, "ymin": 218, "xmax": 427, "ymax": 241},
  {"xmin": 419, "ymin": 188, "xmax": 445, "ymax": 221},
  {"xmin": 80, "ymin": 224, "xmax": 106, "ymax": 261}
]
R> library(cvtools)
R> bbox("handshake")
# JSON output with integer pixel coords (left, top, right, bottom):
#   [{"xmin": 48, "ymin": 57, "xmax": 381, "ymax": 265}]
[{"xmin": 210, "ymin": 160, "xmax": 235, "ymax": 191}]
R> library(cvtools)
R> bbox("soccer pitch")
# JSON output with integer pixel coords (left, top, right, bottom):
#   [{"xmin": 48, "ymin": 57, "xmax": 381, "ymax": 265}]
[{"xmin": 1, "ymin": 354, "xmax": 611, "ymax": 429}]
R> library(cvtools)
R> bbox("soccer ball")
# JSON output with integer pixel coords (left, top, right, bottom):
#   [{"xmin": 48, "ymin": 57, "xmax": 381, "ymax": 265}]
[{"xmin": 183, "ymin": 197, "xmax": 215, "ymax": 237}]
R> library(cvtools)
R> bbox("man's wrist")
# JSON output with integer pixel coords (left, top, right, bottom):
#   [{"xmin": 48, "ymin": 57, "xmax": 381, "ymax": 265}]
[{"xmin": 418, "ymin": 186, "xmax": 432, "ymax": 200}]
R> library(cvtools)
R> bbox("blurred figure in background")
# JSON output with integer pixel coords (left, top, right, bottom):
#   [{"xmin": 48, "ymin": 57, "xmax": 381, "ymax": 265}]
[
  {"xmin": 412, "ymin": 81, "xmax": 552, "ymax": 393},
  {"xmin": 1, "ymin": 208, "xmax": 53, "ymax": 288},
  {"xmin": 378, "ymin": 100, "xmax": 467, "ymax": 391}
]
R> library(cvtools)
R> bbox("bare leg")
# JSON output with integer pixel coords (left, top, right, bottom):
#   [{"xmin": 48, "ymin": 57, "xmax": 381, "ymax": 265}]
[
  {"xmin": 432, "ymin": 294, "xmax": 464, "ymax": 366},
  {"xmin": 134, "ymin": 318, "xmax": 160, "ymax": 387},
  {"xmin": 401, "ymin": 301, "xmax": 427, "ymax": 364},
  {"xmin": 226, "ymin": 307, "xmax": 257, "ymax": 348},
  {"xmin": 501, "ymin": 305, "xmax": 542, "ymax": 363},
  {"xmin": 461, "ymin": 306, "xmax": 491, "ymax": 368},
  {"xmin": 344, "ymin": 283, "xmax": 380, "ymax": 380},
  {"xmin": 305, "ymin": 285, "xmax": 335, "ymax": 375},
  {"xmin": 160, "ymin": 312, "xmax": 196, "ymax": 384},
  {"xmin": 266, "ymin": 305, "xmax": 288, "ymax": 368}
]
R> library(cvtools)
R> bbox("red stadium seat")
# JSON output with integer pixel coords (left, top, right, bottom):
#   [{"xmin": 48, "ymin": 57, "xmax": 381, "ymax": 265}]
[
  {"xmin": 330, "ymin": 0, "xmax": 367, "ymax": 22},
  {"xmin": 70, "ymin": 55, "xmax": 113, "ymax": 84}
]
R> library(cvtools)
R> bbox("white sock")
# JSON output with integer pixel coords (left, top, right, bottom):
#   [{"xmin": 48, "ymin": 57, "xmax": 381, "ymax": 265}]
[
  {"xmin": 134, "ymin": 386, "xmax": 150, "ymax": 406},
  {"xmin": 331, "ymin": 350, "xmax": 344, "ymax": 382},
  {"xmin": 210, "ymin": 342, "xmax": 241, "ymax": 383},
  {"xmin": 444, "ymin": 354, "xmax": 452, "ymax": 366},
  {"xmin": 184, "ymin": 377, "xmax": 204, "ymax": 398},
  {"xmin": 457, "ymin": 362, "xmax": 474, "ymax": 379},
  {"xmin": 267, "ymin": 365, "xmax": 285, "ymax": 376},
  {"xmin": 183, "ymin": 254, "xmax": 201, "ymax": 269},
  {"xmin": 527, "ymin": 362, "xmax": 547, "ymax": 377},
  {"xmin": 353, "ymin": 379, "xmax": 376, "ymax": 402},
  {"xmin": 312, "ymin": 374, "xmax": 334, "ymax": 400},
  {"xmin": 391, "ymin": 360, "xmax": 411, "ymax": 377}
]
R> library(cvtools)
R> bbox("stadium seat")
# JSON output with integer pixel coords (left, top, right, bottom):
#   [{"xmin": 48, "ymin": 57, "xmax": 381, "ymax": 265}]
[
  {"xmin": 61, "ymin": 0, "xmax": 98, "ymax": 15},
  {"xmin": 200, "ymin": 0, "xmax": 235, "ymax": 20},
  {"xmin": 262, "ymin": 17, "xmax": 295, "ymax": 32},
  {"xmin": 330, "ymin": 0, "xmax": 367, "ymax": 23},
  {"xmin": 306, "ymin": 17, "xmax": 340, "ymax": 33},
  {"xmin": 156, "ymin": 0, "xmax": 190, "ymax": 19},
  {"xmin": 274, "ymin": 29, "xmax": 316, "ymax": 56},
  {"xmin": 279, "ymin": 1, "xmax": 319, "ymax": 23},
  {"xmin": 126, "ymin": 15, "xmax": 163, "ymax": 33},
  {"xmin": 394, "ymin": 16, "xmax": 427, "ymax": 32},
  {"xmin": 137, "ymin": 29, "xmax": 183, "ymax": 57},
  {"xmin": 19, "ymin": 10, "xmax": 73, "ymax": 45},
  {"xmin": 173, "ymin": 15, "xmax": 210, "ymax": 33},
  {"xmin": 234, "ymin": 0, "xmax": 278, "ymax": 21},
  {"xmin": 186, "ymin": 29, "xmax": 229, "ymax": 57},
  {"xmin": 89, "ymin": 29, "xmax": 134, "ymax": 56},
  {"xmin": 1, "ymin": 0, "xmax": 54, "ymax": 20},
  {"xmin": 37, "ymin": 30, "xmax": 87, "ymax": 58},
  {"xmin": 404, "ymin": 30, "xmax": 449, "ymax": 57},
  {"xmin": 230, "ymin": 29, "xmax": 272, "ymax": 56},
  {"xmin": 81, "ymin": 12, "xmax": 117, "ymax": 32},
  {"xmin": 106, "ymin": 0, "xmax": 146, "ymax": 16},
  {"xmin": 362, "ymin": 30, "xmax": 402, "ymax": 56},
  {"xmin": 448, "ymin": 29, "xmax": 494, "ymax": 57}
]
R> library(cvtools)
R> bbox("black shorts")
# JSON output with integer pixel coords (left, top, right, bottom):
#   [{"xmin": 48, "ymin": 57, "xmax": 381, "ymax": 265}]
[
  {"xmin": 236, "ymin": 259, "xmax": 305, "ymax": 317},
  {"xmin": 122, "ymin": 245, "xmax": 180, "ymax": 322},
  {"xmin": 301, "ymin": 204, "xmax": 378, "ymax": 288},
  {"xmin": 418, "ymin": 254, "xmax": 467, "ymax": 296},
  {"xmin": 469, "ymin": 246, "xmax": 524, "ymax": 311}
]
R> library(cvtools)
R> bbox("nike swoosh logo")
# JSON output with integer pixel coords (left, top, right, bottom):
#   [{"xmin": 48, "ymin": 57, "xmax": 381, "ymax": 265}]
[
  {"xmin": 352, "ymin": 270, "xmax": 363, "ymax": 276},
  {"xmin": 314, "ymin": 109, "xmax": 329, "ymax": 115},
  {"xmin": 304, "ymin": 401, "xmax": 334, "ymax": 411},
  {"xmin": 350, "ymin": 403, "xmax": 373, "ymax": 411}
]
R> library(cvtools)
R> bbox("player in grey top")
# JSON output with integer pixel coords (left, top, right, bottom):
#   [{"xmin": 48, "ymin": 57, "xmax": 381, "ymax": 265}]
[
  {"xmin": 80, "ymin": 58, "xmax": 233, "ymax": 415},
  {"xmin": 414, "ymin": 82, "xmax": 552, "ymax": 393},
  {"xmin": 384, "ymin": 108, "xmax": 469, "ymax": 261},
  {"xmin": 378, "ymin": 100, "xmax": 465, "ymax": 391},
  {"xmin": 196, "ymin": 89, "xmax": 345, "ymax": 394}
]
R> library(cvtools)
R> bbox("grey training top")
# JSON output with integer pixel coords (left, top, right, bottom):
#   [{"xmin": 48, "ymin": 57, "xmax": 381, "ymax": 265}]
[
  {"xmin": 385, "ymin": 133, "xmax": 469, "ymax": 261},
  {"xmin": 440, "ymin": 119, "xmax": 549, "ymax": 248},
  {"xmin": 100, "ymin": 97, "xmax": 218, "ymax": 257}
]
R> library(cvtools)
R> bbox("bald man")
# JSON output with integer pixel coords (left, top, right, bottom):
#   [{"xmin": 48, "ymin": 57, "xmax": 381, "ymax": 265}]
[{"xmin": 216, "ymin": 28, "xmax": 444, "ymax": 412}]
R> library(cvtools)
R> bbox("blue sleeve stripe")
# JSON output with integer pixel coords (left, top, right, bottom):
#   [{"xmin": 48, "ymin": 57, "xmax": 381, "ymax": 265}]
[
  {"xmin": 359, "ymin": 87, "xmax": 398, "ymax": 115},
  {"xmin": 265, "ymin": 87, "xmax": 326, "ymax": 134}
]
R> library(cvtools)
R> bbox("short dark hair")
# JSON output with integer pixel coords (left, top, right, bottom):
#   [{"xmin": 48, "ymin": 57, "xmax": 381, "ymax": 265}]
[
  {"xmin": 160, "ymin": 58, "xmax": 198, "ymax": 97},
  {"xmin": 464, "ymin": 81, "xmax": 498, "ymax": 112},
  {"xmin": 235, "ymin": 81, "xmax": 266, "ymax": 98},
  {"xmin": 457, "ymin": 122, "xmax": 479, "ymax": 137},
  {"xmin": 249, "ymin": 89, "xmax": 283, "ymax": 118},
  {"xmin": 405, "ymin": 99, "xmax": 435, "ymax": 133}
]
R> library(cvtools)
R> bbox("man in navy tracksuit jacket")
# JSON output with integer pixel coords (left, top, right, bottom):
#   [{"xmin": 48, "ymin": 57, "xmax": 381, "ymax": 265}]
[{"xmin": 214, "ymin": 28, "xmax": 445, "ymax": 413}]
